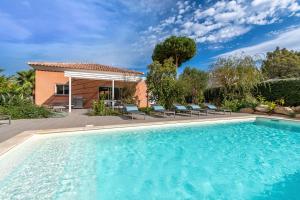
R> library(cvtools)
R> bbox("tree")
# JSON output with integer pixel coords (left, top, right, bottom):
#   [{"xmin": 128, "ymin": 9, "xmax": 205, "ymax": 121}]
[
  {"xmin": 152, "ymin": 36, "xmax": 196, "ymax": 67},
  {"xmin": 262, "ymin": 47, "xmax": 300, "ymax": 79},
  {"xmin": 15, "ymin": 69, "xmax": 35, "ymax": 97},
  {"xmin": 211, "ymin": 55, "xmax": 263, "ymax": 100},
  {"xmin": 178, "ymin": 67, "xmax": 208, "ymax": 103},
  {"xmin": 146, "ymin": 58, "xmax": 182, "ymax": 109}
]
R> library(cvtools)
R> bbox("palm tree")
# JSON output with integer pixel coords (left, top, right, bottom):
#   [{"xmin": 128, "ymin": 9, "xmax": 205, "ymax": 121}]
[{"xmin": 16, "ymin": 69, "xmax": 35, "ymax": 98}]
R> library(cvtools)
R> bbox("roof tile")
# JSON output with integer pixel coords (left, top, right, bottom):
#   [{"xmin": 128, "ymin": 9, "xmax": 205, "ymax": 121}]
[{"xmin": 28, "ymin": 62, "xmax": 143, "ymax": 75}]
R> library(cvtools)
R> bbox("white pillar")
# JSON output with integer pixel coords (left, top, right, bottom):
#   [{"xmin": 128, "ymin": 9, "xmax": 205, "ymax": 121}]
[
  {"xmin": 112, "ymin": 79, "xmax": 115, "ymax": 110},
  {"xmin": 68, "ymin": 76, "xmax": 72, "ymax": 113}
]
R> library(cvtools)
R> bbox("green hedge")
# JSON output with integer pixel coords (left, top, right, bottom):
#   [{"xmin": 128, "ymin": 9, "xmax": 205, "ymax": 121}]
[
  {"xmin": 253, "ymin": 78, "xmax": 300, "ymax": 106},
  {"xmin": 204, "ymin": 78, "xmax": 300, "ymax": 106},
  {"xmin": 204, "ymin": 87, "xmax": 225, "ymax": 105},
  {"xmin": 0, "ymin": 103, "xmax": 53, "ymax": 119}
]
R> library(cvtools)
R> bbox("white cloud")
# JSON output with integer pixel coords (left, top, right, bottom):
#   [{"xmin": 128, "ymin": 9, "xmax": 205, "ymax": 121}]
[
  {"xmin": 140, "ymin": 0, "xmax": 300, "ymax": 47},
  {"xmin": 218, "ymin": 27, "xmax": 300, "ymax": 57}
]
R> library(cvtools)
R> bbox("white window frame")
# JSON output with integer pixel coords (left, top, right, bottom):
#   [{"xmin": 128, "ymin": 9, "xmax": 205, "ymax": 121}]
[{"xmin": 55, "ymin": 84, "xmax": 69, "ymax": 95}]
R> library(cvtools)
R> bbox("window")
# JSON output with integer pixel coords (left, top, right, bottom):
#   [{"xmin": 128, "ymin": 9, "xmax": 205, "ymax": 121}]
[
  {"xmin": 99, "ymin": 87, "xmax": 121, "ymax": 100},
  {"xmin": 56, "ymin": 84, "xmax": 69, "ymax": 95}
]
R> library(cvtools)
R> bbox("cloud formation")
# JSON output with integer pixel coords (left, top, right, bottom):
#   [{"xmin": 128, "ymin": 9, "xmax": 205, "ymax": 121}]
[
  {"xmin": 141, "ymin": 0, "xmax": 300, "ymax": 46},
  {"xmin": 218, "ymin": 26, "xmax": 300, "ymax": 57}
]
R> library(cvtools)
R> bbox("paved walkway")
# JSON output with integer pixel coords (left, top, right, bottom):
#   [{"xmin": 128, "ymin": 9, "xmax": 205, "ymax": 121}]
[{"xmin": 0, "ymin": 109, "xmax": 251, "ymax": 143}]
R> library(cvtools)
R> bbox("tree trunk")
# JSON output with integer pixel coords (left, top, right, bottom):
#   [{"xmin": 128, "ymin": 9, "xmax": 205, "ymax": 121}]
[{"xmin": 175, "ymin": 55, "xmax": 179, "ymax": 68}]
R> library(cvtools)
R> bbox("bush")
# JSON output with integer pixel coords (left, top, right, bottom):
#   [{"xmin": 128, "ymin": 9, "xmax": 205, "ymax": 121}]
[
  {"xmin": 204, "ymin": 87, "xmax": 225, "ymax": 105},
  {"xmin": 222, "ymin": 99, "xmax": 242, "ymax": 112},
  {"xmin": 91, "ymin": 99, "xmax": 120, "ymax": 116},
  {"xmin": 222, "ymin": 96, "xmax": 258, "ymax": 112},
  {"xmin": 206, "ymin": 78, "xmax": 300, "ymax": 107},
  {"xmin": 253, "ymin": 78, "xmax": 300, "ymax": 106},
  {"xmin": 0, "ymin": 103, "xmax": 53, "ymax": 119}
]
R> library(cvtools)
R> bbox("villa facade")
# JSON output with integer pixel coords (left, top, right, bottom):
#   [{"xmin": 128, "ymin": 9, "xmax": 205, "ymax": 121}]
[{"xmin": 29, "ymin": 62, "xmax": 148, "ymax": 112}]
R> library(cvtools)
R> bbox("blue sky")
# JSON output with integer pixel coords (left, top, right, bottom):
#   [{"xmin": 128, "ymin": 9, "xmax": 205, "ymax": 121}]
[{"xmin": 0, "ymin": 0, "xmax": 300, "ymax": 75}]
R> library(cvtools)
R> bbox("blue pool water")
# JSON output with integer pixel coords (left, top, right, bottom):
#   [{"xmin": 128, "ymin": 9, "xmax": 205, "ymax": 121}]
[{"xmin": 0, "ymin": 118, "xmax": 300, "ymax": 199}]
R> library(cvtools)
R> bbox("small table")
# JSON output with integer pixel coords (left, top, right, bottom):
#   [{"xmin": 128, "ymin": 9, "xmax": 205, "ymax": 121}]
[{"xmin": 52, "ymin": 106, "xmax": 67, "ymax": 112}]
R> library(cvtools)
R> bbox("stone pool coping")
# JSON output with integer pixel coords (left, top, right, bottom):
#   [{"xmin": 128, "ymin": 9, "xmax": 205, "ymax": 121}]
[{"xmin": 0, "ymin": 115, "xmax": 299, "ymax": 157}]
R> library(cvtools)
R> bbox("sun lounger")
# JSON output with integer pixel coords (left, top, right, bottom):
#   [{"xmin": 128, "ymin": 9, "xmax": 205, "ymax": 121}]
[
  {"xmin": 151, "ymin": 105, "xmax": 175, "ymax": 118},
  {"xmin": 204, "ymin": 103, "xmax": 232, "ymax": 115},
  {"xmin": 187, "ymin": 104, "xmax": 208, "ymax": 116},
  {"xmin": 173, "ymin": 104, "xmax": 192, "ymax": 117},
  {"xmin": 0, "ymin": 115, "xmax": 11, "ymax": 125},
  {"xmin": 123, "ymin": 104, "xmax": 146, "ymax": 120}
]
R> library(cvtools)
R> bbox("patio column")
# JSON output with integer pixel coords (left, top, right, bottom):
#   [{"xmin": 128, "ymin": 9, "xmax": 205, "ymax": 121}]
[
  {"xmin": 68, "ymin": 76, "xmax": 72, "ymax": 113},
  {"xmin": 112, "ymin": 79, "xmax": 115, "ymax": 110}
]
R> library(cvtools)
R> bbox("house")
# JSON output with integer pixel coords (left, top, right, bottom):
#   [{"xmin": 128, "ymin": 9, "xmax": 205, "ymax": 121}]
[{"xmin": 28, "ymin": 62, "xmax": 148, "ymax": 112}]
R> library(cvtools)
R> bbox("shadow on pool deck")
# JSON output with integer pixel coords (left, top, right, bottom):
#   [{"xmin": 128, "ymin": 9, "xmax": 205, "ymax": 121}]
[{"xmin": 0, "ymin": 109, "xmax": 251, "ymax": 143}]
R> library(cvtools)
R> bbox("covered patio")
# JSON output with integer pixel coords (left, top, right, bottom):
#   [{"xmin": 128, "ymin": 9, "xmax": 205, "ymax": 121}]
[{"xmin": 64, "ymin": 70, "xmax": 143, "ymax": 112}]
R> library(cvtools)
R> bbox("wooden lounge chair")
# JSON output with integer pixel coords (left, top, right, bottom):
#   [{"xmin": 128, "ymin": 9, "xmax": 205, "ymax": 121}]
[
  {"xmin": 123, "ymin": 104, "xmax": 146, "ymax": 120},
  {"xmin": 204, "ymin": 103, "xmax": 232, "ymax": 115},
  {"xmin": 173, "ymin": 104, "xmax": 192, "ymax": 117},
  {"xmin": 0, "ymin": 115, "xmax": 11, "ymax": 125},
  {"xmin": 187, "ymin": 104, "xmax": 208, "ymax": 116},
  {"xmin": 151, "ymin": 105, "xmax": 175, "ymax": 118}
]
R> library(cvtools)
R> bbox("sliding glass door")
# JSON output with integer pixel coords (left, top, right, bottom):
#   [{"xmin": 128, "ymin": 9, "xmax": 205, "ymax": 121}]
[{"xmin": 99, "ymin": 87, "xmax": 121, "ymax": 100}]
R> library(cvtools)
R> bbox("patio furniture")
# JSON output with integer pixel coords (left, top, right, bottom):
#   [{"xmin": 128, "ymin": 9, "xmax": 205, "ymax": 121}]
[
  {"xmin": 187, "ymin": 104, "xmax": 208, "ymax": 116},
  {"xmin": 0, "ymin": 115, "xmax": 11, "ymax": 125},
  {"xmin": 72, "ymin": 96, "xmax": 84, "ymax": 109},
  {"xmin": 52, "ymin": 105, "xmax": 67, "ymax": 112},
  {"xmin": 123, "ymin": 104, "xmax": 146, "ymax": 120},
  {"xmin": 151, "ymin": 105, "xmax": 175, "ymax": 118},
  {"xmin": 173, "ymin": 104, "xmax": 192, "ymax": 117},
  {"xmin": 204, "ymin": 103, "xmax": 232, "ymax": 115}
]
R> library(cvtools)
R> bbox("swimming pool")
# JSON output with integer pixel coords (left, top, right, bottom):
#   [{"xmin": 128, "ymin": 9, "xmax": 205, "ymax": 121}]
[{"xmin": 0, "ymin": 117, "xmax": 299, "ymax": 199}]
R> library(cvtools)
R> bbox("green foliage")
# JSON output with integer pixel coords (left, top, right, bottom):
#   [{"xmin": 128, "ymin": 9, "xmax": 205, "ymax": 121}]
[
  {"xmin": 253, "ymin": 78, "xmax": 300, "ymax": 106},
  {"xmin": 0, "ymin": 103, "xmax": 52, "ymax": 119},
  {"xmin": 146, "ymin": 58, "xmax": 182, "ymax": 109},
  {"xmin": 266, "ymin": 101, "xmax": 276, "ymax": 112},
  {"xmin": 178, "ymin": 67, "xmax": 208, "ymax": 104},
  {"xmin": 15, "ymin": 69, "xmax": 35, "ymax": 97},
  {"xmin": 92, "ymin": 95, "xmax": 119, "ymax": 116},
  {"xmin": 222, "ymin": 99, "xmax": 242, "ymax": 112},
  {"xmin": 262, "ymin": 47, "xmax": 300, "ymax": 79},
  {"xmin": 276, "ymin": 98, "xmax": 285, "ymax": 106},
  {"xmin": 256, "ymin": 95, "xmax": 266, "ymax": 104},
  {"xmin": 0, "ymin": 69, "xmax": 35, "ymax": 104},
  {"xmin": 222, "ymin": 95, "xmax": 258, "ymax": 112},
  {"xmin": 210, "ymin": 55, "xmax": 263, "ymax": 101},
  {"xmin": 204, "ymin": 87, "xmax": 224, "ymax": 105},
  {"xmin": 152, "ymin": 36, "xmax": 196, "ymax": 67}
]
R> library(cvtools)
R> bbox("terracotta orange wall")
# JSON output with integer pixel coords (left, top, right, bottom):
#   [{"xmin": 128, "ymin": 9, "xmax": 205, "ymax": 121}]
[
  {"xmin": 35, "ymin": 70, "xmax": 68, "ymax": 106},
  {"xmin": 72, "ymin": 79, "xmax": 129, "ymax": 108},
  {"xmin": 135, "ymin": 80, "xmax": 148, "ymax": 108},
  {"xmin": 35, "ymin": 70, "xmax": 149, "ymax": 108}
]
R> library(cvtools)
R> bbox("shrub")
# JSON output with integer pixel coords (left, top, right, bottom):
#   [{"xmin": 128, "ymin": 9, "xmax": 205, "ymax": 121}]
[
  {"xmin": 253, "ymin": 78, "xmax": 300, "ymax": 106},
  {"xmin": 206, "ymin": 78, "xmax": 300, "ymax": 107},
  {"xmin": 222, "ymin": 96, "xmax": 258, "ymax": 112},
  {"xmin": 204, "ymin": 87, "xmax": 225, "ymax": 105},
  {"xmin": 0, "ymin": 103, "xmax": 53, "ymax": 119},
  {"xmin": 91, "ymin": 98, "xmax": 119, "ymax": 116},
  {"xmin": 222, "ymin": 99, "xmax": 242, "ymax": 112}
]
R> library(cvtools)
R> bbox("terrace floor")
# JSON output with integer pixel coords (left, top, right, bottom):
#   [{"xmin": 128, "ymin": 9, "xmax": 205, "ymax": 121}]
[{"xmin": 0, "ymin": 109, "xmax": 251, "ymax": 143}]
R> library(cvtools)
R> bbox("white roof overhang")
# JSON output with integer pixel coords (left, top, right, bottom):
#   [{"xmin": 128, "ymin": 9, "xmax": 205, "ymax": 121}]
[{"xmin": 64, "ymin": 71, "xmax": 142, "ymax": 82}]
